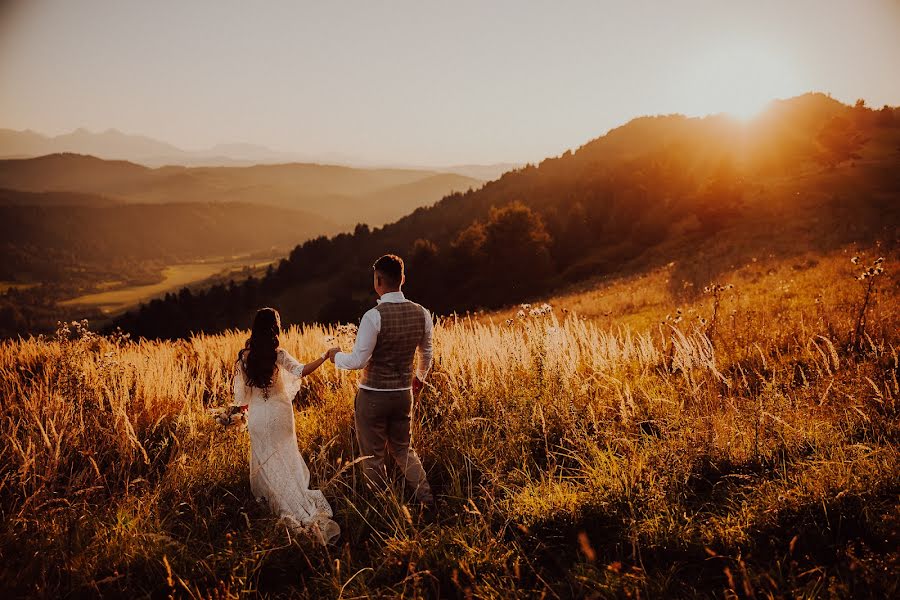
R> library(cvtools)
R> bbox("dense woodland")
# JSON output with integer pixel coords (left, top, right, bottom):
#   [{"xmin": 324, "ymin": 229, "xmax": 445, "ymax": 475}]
[{"xmin": 112, "ymin": 94, "xmax": 900, "ymax": 339}]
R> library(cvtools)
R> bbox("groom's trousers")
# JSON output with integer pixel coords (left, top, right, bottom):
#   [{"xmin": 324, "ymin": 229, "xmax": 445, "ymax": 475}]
[{"xmin": 354, "ymin": 388, "xmax": 434, "ymax": 503}]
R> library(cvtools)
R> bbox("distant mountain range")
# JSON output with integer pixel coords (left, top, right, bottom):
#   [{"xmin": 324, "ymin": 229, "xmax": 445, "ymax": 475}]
[
  {"xmin": 0, "ymin": 127, "xmax": 519, "ymax": 180},
  {"xmin": 0, "ymin": 153, "xmax": 483, "ymax": 228}
]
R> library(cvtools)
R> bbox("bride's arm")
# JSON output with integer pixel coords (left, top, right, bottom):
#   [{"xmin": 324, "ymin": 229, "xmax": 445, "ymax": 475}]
[
  {"xmin": 277, "ymin": 348, "xmax": 338, "ymax": 378},
  {"xmin": 232, "ymin": 360, "xmax": 250, "ymax": 409}
]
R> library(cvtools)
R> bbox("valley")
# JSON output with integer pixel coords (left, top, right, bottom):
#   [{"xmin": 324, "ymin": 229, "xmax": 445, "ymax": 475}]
[{"xmin": 58, "ymin": 256, "xmax": 277, "ymax": 315}]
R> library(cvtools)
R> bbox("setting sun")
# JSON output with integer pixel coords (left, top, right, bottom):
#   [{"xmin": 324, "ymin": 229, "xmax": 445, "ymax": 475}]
[{"xmin": 678, "ymin": 42, "xmax": 806, "ymax": 120}]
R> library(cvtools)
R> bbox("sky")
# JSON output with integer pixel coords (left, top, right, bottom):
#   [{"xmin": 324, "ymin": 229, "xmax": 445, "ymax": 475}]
[{"xmin": 1, "ymin": 0, "xmax": 899, "ymax": 166}]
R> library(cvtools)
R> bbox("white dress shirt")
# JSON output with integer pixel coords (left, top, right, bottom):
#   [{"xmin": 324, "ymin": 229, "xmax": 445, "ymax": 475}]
[{"xmin": 334, "ymin": 291, "xmax": 433, "ymax": 391}]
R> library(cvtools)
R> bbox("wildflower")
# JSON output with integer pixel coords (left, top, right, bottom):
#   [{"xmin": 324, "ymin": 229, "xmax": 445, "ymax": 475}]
[
  {"xmin": 704, "ymin": 283, "xmax": 734, "ymax": 294},
  {"xmin": 856, "ymin": 257, "xmax": 886, "ymax": 281},
  {"xmin": 527, "ymin": 303, "xmax": 553, "ymax": 317},
  {"xmin": 664, "ymin": 309, "xmax": 683, "ymax": 325},
  {"xmin": 851, "ymin": 256, "xmax": 860, "ymax": 265}
]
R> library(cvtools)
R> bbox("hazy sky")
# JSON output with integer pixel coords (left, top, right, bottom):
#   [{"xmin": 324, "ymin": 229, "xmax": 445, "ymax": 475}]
[{"xmin": 1, "ymin": 0, "xmax": 898, "ymax": 165}]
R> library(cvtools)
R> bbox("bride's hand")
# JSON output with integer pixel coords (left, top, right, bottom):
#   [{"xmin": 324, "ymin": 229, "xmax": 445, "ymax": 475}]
[{"xmin": 326, "ymin": 347, "xmax": 340, "ymax": 362}]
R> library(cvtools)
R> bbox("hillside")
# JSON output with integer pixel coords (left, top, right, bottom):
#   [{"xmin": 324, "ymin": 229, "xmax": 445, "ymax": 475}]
[
  {"xmin": 2, "ymin": 239, "xmax": 897, "ymax": 597},
  {"xmin": 0, "ymin": 200, "xmax": 336, "ymax": 282},
  {"xmin": 113, "ymin": 94, "xmax": 900, "ymax": 339},
  {"xmin": 0, "ymin": 198, "xmax": 341, "ymax": 336},
  {"xmin": 0, "ymin": 154, "xmax": 482, "ymax": 227},
  {"xmin": 0, "ymin": 187, "xmax": 120, "ymax": 207}
]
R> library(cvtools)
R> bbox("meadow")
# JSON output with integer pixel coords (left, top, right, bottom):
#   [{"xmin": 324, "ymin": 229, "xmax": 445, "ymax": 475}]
[
  {"xmin": 0, "ymin": 245, "xmax": 897, "ymax": 598},
  {"xmin": 58, "ymin": 258, "xmax": 278, "ymax": 315}
]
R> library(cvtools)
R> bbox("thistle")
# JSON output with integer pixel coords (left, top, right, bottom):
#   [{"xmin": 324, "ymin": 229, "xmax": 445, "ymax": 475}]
[
  {"xmin": 851, "ymin": 256, "xmax": 886, "ymax": 350},
  {"xmin": 701, "ymin": 283, "xmax": 734, "ymax": 338}
]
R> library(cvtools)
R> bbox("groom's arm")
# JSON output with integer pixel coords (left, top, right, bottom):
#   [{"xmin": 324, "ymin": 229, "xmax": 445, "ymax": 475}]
[
  {"xmin": 415, "ymin": 308, "xmax": 434, "ymax": 381},
  {"xmin": 334, "ymin": 309, "xmax": 380, "ymax": 370}
]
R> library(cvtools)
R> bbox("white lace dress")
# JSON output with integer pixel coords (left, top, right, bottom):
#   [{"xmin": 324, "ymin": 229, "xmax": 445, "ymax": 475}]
[{"xmin": 233, "ymin": 348, "xmax": 340, "ymax": 545}]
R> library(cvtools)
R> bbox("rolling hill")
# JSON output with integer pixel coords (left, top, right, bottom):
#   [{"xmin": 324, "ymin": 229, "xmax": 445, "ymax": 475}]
[
  {"xmin": 0, "ymin": 154, "xmax": 482, "ymax": 227},
  {"xmin": 110, "ymin": 94, "xmax": 900, "ymax": 339},
  {"xmin": 0, "ymin": 197, "xmax": 337, "ymax": 283}
]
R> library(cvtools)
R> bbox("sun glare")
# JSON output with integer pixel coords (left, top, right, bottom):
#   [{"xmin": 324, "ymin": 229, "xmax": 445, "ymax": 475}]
[{"xmin": 681, "ymin": 43, "xmax": 803, "ymax": 121}]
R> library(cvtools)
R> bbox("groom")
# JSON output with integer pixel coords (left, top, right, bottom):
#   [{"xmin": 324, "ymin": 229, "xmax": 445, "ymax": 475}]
[{"xmin": 328, "ymin": 254, "xmax": 435, "ymax": 508}]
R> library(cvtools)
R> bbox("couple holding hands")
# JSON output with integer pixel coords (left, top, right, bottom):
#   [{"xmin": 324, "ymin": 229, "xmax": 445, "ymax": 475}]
[{"xmin": 231, "ymin": 254, "xmax": 435, "ymax": 544}]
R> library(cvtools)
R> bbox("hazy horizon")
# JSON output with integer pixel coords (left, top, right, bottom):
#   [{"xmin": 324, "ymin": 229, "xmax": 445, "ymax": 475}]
[{"xmin": 1, "ymin": 0, "xmax": 899, "ymax": 166}]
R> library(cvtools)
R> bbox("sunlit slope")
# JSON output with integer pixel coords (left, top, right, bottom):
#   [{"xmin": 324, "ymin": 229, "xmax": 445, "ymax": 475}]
[{"xmin": 113, "ymin": 95, "xmax": 900, "ymax": 338}]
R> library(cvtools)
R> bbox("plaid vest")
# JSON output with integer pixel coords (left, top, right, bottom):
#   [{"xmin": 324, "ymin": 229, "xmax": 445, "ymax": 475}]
[{"xmin": 361, "ymin": 301, "xmax": 428, "ymax": 390}]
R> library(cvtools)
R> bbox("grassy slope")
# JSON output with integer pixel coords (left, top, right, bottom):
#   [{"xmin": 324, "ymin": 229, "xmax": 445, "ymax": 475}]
[{"xmin": 0, "ymin": 237, "xmax": 896, "ymax": 598}]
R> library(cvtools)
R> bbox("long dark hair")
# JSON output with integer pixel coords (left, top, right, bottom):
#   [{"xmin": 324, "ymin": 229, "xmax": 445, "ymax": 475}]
[{"xmin": 238, "ymin": 307, "xmax": 281, "ymax": 389}]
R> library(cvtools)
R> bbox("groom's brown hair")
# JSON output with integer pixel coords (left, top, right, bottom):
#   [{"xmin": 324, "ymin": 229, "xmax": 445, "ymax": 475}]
[{"xmin": 373, "ymin": 254, "xmax": 404, "ymax": 287}]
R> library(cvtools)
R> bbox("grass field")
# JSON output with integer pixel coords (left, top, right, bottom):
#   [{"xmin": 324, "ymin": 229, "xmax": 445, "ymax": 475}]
[
  {"xmin": 58, "ymin": 258, "xmax": 277, "ymax": 314},
  {"xmin": 0, "ymin": 245, "xmax": 897, "ymax": 598}
]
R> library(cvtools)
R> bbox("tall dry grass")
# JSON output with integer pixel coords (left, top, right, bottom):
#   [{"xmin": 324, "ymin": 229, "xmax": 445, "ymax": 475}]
[{"xmin": 0, "ymin": 248, "xmax": 897, "ymax": 598}]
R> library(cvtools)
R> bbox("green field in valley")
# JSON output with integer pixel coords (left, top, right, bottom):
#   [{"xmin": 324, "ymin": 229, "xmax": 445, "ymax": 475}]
[{"xmin": 58, "ymin": 258, "xmax": 275, "ymax": 314}]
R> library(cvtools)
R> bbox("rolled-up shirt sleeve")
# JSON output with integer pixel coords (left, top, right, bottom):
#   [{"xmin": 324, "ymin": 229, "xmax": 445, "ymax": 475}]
[
  {"xmin": 416, "ymin": 308, "xmax": 434, "ymax": 381},
  {"xmin": 334, "ymin": 309, "xmax": 380, "ymax": 371}
]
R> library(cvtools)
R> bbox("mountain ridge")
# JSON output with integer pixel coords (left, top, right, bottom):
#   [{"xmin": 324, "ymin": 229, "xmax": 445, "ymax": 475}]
[
  {"xmin": 0, "ymin": 127, "xmax": 519, "ymax": 178},
  {"xmin": 0, "ymin": 153, "xmax": 483, "ymax": 227}
]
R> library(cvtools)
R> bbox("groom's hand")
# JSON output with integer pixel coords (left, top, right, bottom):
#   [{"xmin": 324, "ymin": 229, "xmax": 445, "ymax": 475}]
[
  {"xmin": 326, "ymin": 347, "xmax": 341, "ymax": 362},
  {"xmin": 412, "ymin": 376, "xmax": 424, "ymax": 397}
]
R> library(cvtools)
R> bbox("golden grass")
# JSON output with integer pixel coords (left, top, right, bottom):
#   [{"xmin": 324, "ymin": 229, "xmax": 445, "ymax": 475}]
[{"xmin": 1, "ymin": 246, "xmax": 897, "ymax": 598}]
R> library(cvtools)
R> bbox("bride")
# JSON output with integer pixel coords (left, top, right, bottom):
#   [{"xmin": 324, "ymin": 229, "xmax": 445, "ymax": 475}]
[{"xmin": 232, "ymin": 307, "xmax": 341, "ymax": 545}]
